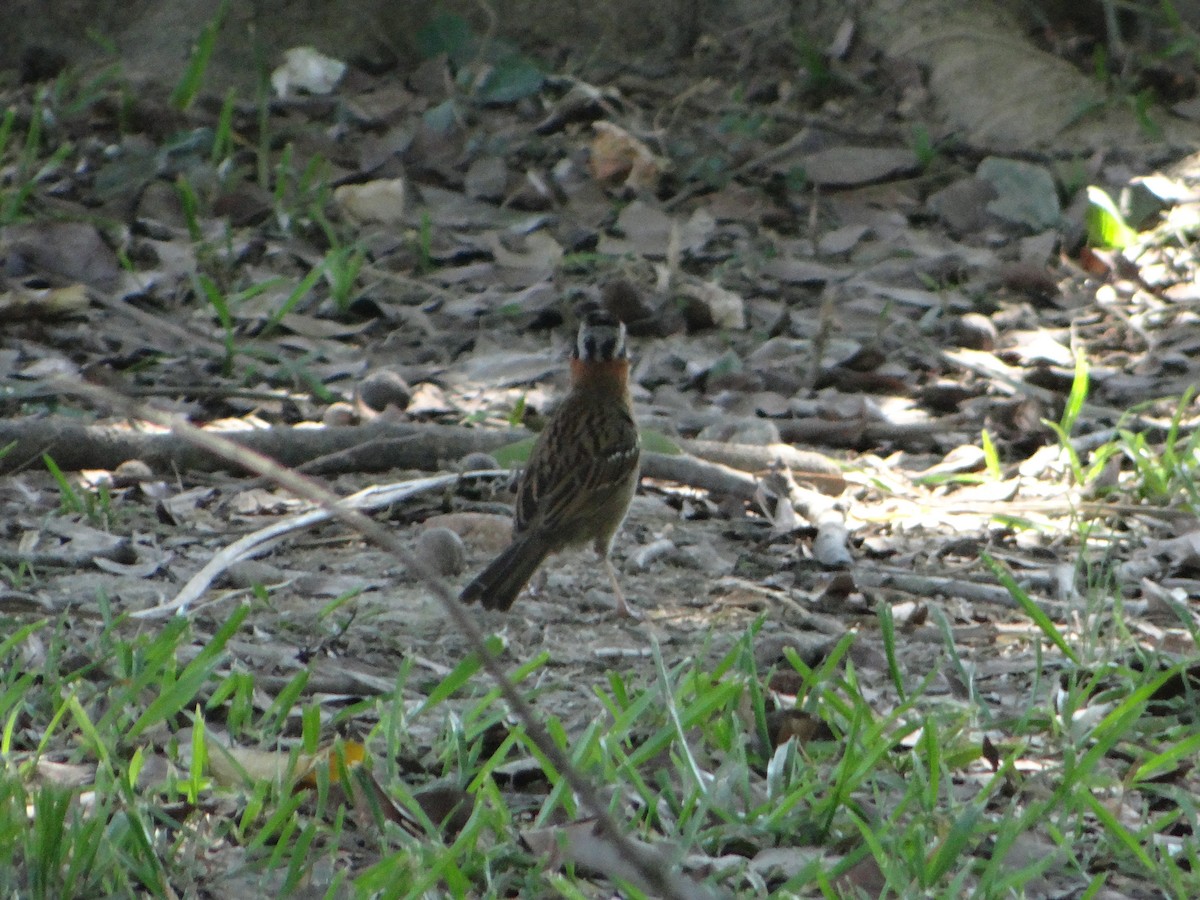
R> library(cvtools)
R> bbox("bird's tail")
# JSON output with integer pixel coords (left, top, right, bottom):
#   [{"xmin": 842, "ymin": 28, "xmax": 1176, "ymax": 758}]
[{"xmin": 458, "ymin": 537, "xmax": 549, "ymax": 611}]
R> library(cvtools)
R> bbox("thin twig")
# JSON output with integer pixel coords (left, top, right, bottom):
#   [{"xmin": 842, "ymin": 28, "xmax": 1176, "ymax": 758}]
[{"xmin": 138, "ymin": 472, "xmax": 504, "ymax": 619}]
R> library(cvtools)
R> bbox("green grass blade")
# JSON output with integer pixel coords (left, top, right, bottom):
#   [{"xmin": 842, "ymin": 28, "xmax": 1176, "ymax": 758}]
[
  {"xmin": 128, "ymin": 604, "xmax": 249, "ymax": 738},
  {"xmin": 170, "ymin": 0, "xmax": 230, "ymax": 109},
  {"xmin": 982, "ymin": 553, "xmax": 1078, "ymax": 664}
]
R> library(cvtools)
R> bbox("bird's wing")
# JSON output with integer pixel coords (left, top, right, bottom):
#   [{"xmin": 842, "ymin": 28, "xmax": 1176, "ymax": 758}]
[{"xmin": 515, "ymin": 403, "xmax": 639, "ymax": 536}]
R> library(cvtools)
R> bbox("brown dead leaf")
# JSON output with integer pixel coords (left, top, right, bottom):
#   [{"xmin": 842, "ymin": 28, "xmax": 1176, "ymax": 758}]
[
  {"xmin": 464, "ymin": 156, "xmax": 510, "ymax": 201},
  {"xmin": 982, "ymin": 734, "xmax": 1000, "ymax": 770},
  {"xmin": 206, "ymin": 736, "xmax": 366, "ymax": 792},
  {"xmin": 755, "ymin": 475, "xmax": 800, "ymax": 535},
  {"xmin": 889, "ymin": 600, "xmax": 927, "ymax": 628},
  {"xmin": 220, "ymin": 740, "xmax": 439, "ymax": 839},
  {"xmin": 590, "ymin": 121, "xmax": 664, "ymax": 191},
  {"xmin": 207, "ymin": 743, "xmax": 297, "ymax": 788},
  {"xmin": 611, "ymin": 200, "xmax": 672, "ymax": 256},
  {"xmin": 945, "ymin": 478, "xmax": 1020, "ymax": 504},
  {"xmin": 228, "ymin": 488, "xmax": 303, "ymax": 516},
  {"xmin": 92, "ymin": 545, "xmax": 171, "ymax": 579},
  {"xmin": 36, "ymin": 518, "xmax": 135, "ymax": 563},
  {"xmin": 212, "ymin": 182, "xmax": 273, "ymax": 227},
  {"xmin": 521, "ymin": 818, "xmax": 708, "ymax": 898},
  {"xmin": 917, "ymin": 444, "xmax": 987, "ymax": 478},
  {"xmin": 2, "ymin": 222, "xmax": 121, "ymax": 290},
  {"xmin": 816, "ymin": 571, "xmax": 859, "ymax": 605},
  {"xmin": 797, "ymin": 146, "xmax": 920, "ymax": 187},
  {"xmin": 334, "ymin": 178, "xmax": 407, "ymax": 225},
  {"xmin": 484, "ymin": 230, "xmax": 563, "ymax": 275},
  {"xmin": 833, "ymin": 854, "xmax": 888, "ymax": 898},
  {"xmin": 343, "ymin": 766, "xmax": 424, "ymax": 836},
  {"xmin": 534, "ymin": 80, "xmax": 615, "ymax": 134},
  {"xmin": 749, "ymin": 845, "xmax": 833, "ymax": 881},
  {"xmin": 817, "ymin": 224, "xmax": 869, "ymax": 256},
  {"xmin": 295, "ymin": 740, "xmax": 367, "ymax": 789},
  {"xmin": 412, "ymin": 782, "xmax": 475, "ymax": 836},
  {"xmin": 679, "ymin": 280, "xmax": 746, "ymax": 329},
  {"xmin": 765, "ymin": 709, "xmax": 833, "ymax": 747},
  {"xmin": 280, "ymin": 312, "xmax": 376, "ymax": 340},
  {"xmin": 759, "ymin": 256, "xmax": 850, "ymax": 285},
  {"xmin": 156, "ymin": 486, "xmax": 218, "ymax": 527},
  {"xmin": 1148, "ymin": 532, "xmax": 1200, "ymax": 569},
  {"xmin": 0, "ymin": 282, "xmax": 89, "ymax": 320},
  {"xmin": 35, "ymin": 758, "xmax": 95, "ymax": 789},
  {"xmin": 405, "ymin": 382, "xmax": 453, "ymax": 416}
]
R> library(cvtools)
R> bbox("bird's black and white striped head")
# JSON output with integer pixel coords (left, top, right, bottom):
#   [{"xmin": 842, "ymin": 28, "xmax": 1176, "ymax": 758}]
[{"xmin": 573, "ymin": 311, "xmax": 628, "ymax": 363}]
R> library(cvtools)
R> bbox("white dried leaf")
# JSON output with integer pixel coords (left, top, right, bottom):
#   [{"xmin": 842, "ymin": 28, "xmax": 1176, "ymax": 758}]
[{"xmin": 271, "ymin": 46, "xmax": 347, "ymax": 98}]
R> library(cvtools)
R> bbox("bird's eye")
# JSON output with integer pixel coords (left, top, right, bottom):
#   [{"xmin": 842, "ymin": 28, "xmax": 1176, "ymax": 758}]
[{"xmin": 577, "ymin": 321, "xmax": 627, "ymax": 360}]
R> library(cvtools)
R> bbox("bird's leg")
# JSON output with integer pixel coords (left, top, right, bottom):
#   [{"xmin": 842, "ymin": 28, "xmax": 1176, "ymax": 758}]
[{"xmin": 603, "ymin": 556, "xmax": 641, "ymax": 619}]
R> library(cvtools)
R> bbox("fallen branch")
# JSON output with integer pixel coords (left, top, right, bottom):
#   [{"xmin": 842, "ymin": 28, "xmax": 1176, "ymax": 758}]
[
  {"xmin": 0, "ymin": 418, "xmax": 524, "ymax": 475},
  {"xmin": 0, "ymin": 416, "xmax": 844, "ymax": 496}
]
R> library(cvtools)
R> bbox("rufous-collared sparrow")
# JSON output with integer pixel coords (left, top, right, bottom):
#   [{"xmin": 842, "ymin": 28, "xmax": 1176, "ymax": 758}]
[{"xmin": 459, "ymin": 309, "xmax": 640, "ymax": 616}]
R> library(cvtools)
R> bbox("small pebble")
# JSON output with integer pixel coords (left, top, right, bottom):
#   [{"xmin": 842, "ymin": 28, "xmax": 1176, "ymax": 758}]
[
  {"xmin": 112, "ymin": 459, "xmax": 154, "ymax": 487},
  {"xmin": 424, "ymin": 512, "xmax": 512, "ymax": 554},
  {"xmin": 358, "ymin": 369, "xmax": 412, "ymax": 412},
  {"xmin": 601, "ymin": 278, "xmax": 654, "ymax": 323},
  {"xmin": 461, "ymin": 452, "xmax": 500, "ymax": 472},
  {"xmin": 953, "ymin": 313, "xmax": 997, "ymax": 351},
  {"xmin": 322, "ymin": 402, "xmax": 358, "ymax": 426},
  {"xmin": 417, "ymin": 526, "xmax": 466, "ymax": 577}
]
